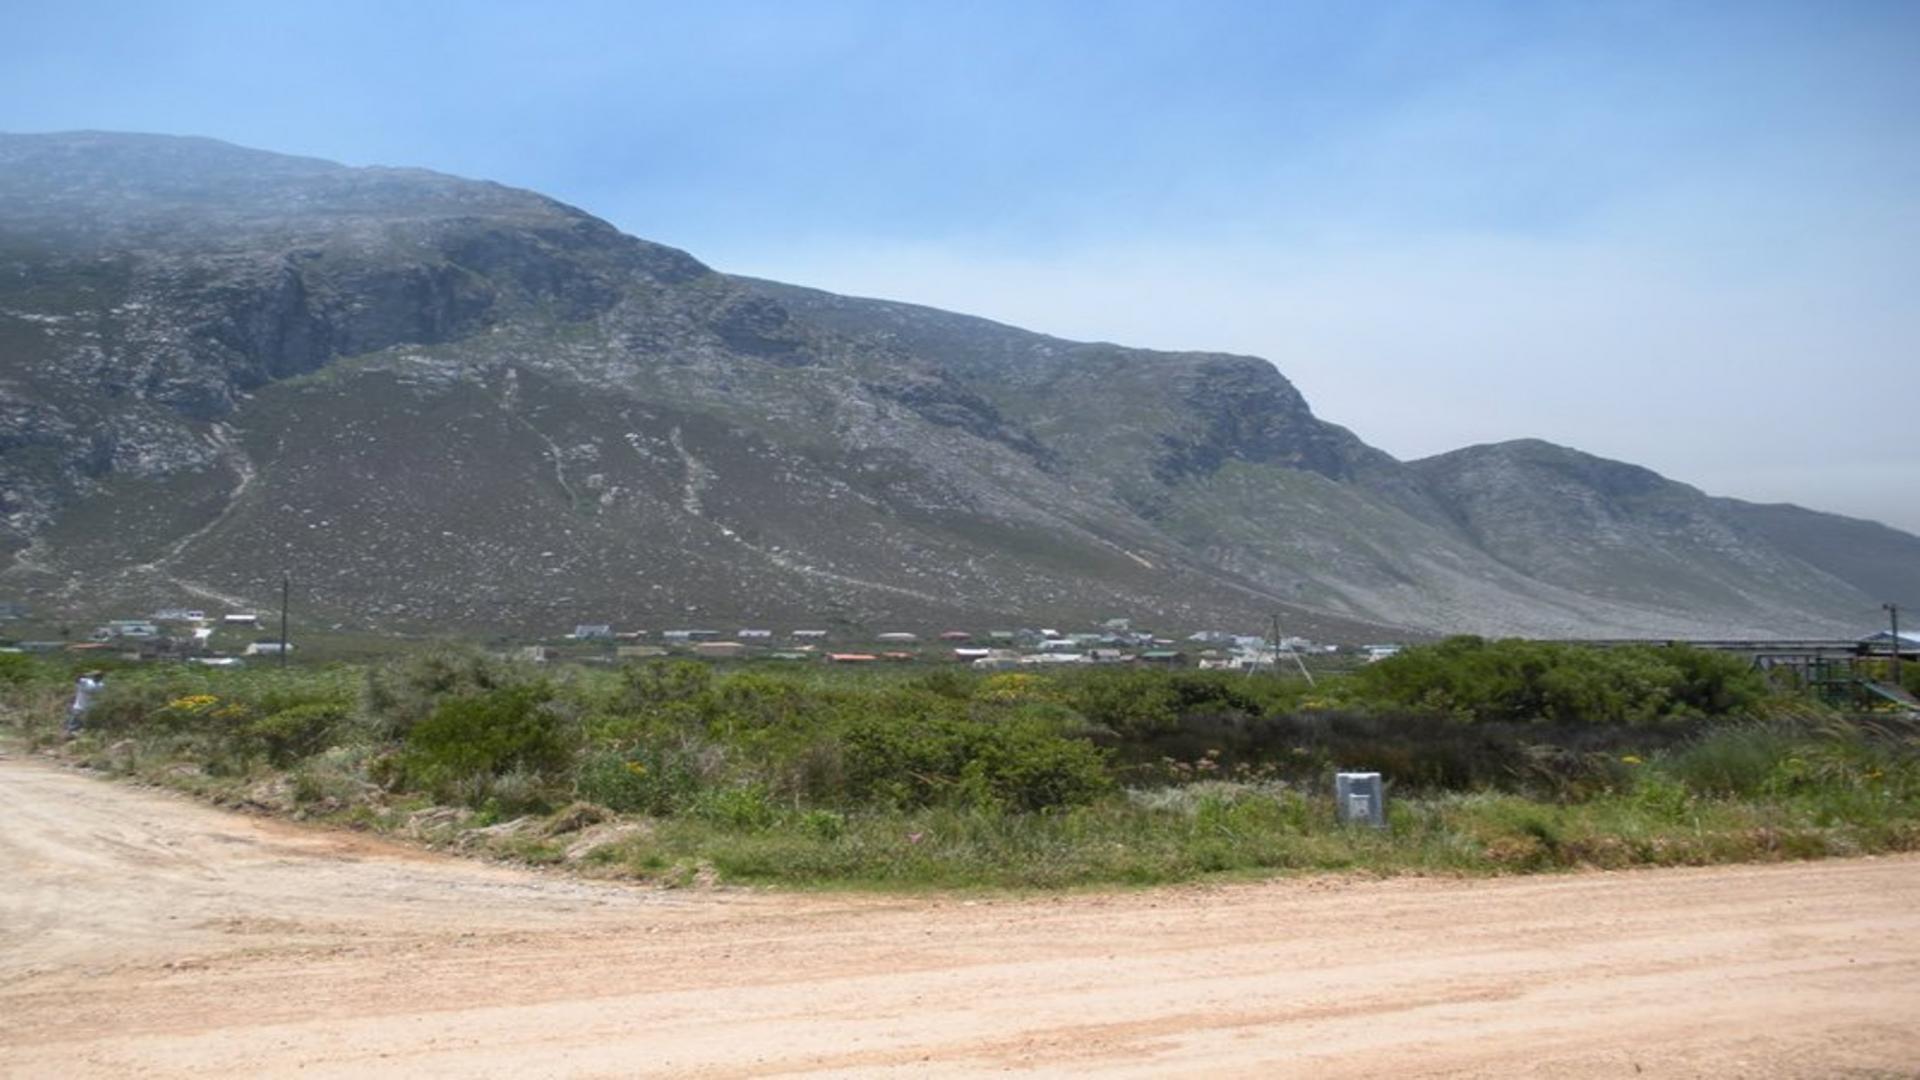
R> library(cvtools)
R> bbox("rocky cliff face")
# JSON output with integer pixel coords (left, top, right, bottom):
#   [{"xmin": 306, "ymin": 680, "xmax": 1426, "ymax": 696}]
[{"xmin": 2, "ymin": 132, "xmax": 1911, "ymax": 637}]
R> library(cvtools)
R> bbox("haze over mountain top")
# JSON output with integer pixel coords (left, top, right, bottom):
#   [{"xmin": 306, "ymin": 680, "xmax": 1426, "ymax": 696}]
[{"xmin": 1, "ymin": 132, "xmax": 1912, "ymax": 638}]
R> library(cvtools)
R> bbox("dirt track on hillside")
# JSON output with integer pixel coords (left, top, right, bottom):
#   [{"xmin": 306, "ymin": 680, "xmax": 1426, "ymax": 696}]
[{"xmin": 3, "ymin": 754, "xmax": 1918, "ymax": 1078}]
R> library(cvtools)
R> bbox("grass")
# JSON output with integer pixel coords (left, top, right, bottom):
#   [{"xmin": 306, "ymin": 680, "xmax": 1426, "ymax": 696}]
[{"xmin": 583, "ymin": 781, "xmax": 1918, "ymax": 891}]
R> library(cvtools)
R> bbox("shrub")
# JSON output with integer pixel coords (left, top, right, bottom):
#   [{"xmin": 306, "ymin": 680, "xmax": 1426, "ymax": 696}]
[
  {"xmin": 394, "ymin": 684, "xmax": 571, "ymax": 806},
  {"xmin": 1056, "ymin": 668, "xmax": 1277, "ymax": 740},
  {"xmin": 799, "ymin": 808, "xmax": 846, "ymax": 841},
  {"xmin": 694, "ymin": 784, "xmax": 778, "ymax": 830},
  {"xmin": 837, "ymin": 694, "xmax": 1110, "ymax": 813},
  {"xmin": 956, "ymin": 718, "xmax": 1113, "ymax": 813},
  {"xmin": 1350, "ymin": 637, "xmax": 1765, "ymax": 725},
  {"xmin": 621, "ymin": 659, "xmax": 712, "ymax": 708},
  {"xmin": 246, "ymin": 702, "xmax": 348, "ymax": 768},
  {"xmin": 0, "ymin": 653, "xmax": 39, "ymax": 686},
  {"xmin": 363, "ymin": 648, "xmax": 540, "ymax": 741},
  {"xmin": 1661, "ymin": 723, "xmax": 1800, "ymax": 798},
  {"xmin": 575, "ymin": 739, "xmax": 710, "ymax": 816}
]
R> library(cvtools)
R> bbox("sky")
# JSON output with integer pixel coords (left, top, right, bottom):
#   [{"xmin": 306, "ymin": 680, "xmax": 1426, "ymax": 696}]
[{"xmin": 4, "ymin": 0, "xmax": 1917, "ymax": 532}]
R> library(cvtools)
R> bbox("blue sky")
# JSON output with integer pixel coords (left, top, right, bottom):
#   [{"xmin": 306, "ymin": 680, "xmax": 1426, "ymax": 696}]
[{"xmin": 5, "ymin": 1, "xmax": 1917, "ymax": 533}]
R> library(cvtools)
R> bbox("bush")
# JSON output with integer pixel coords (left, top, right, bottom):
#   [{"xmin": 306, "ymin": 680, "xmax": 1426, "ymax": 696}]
[
  {"xmin": 246, "ymin": 702, "xmax": 348, "ymax": 768},
  {"xmin": 838, "ymin": 694, "xmax": 1110, "ymax": 813},
  {"xmin": 363, "ymin": 648, "xmax": 541, "ymax": 741},
  {"xmin": 0, "ymin": 653, "xmax": 39, "ymax": 687},
  {"xmin": 956, "ymin": 717, "xmax": 1113, "ymax": 813},
  {"xmin": 694, "ymin": 784, "xmax": 778, "ymax": 830},
  {"xmin": 394, "ymin": 684, "xmax": 571, "ymax": 806},
  {"xmin": 1055, "ymin": 668, "xmax": 1286, "ymax": 740},
  {"xmin": 621, "ymin": 659, "xmax": 712, "ymax": 708},
  {"xmin": 575, "ymin": 739, "xmax": 711, "ymax": 816},
  {"xmin": 1660, "ymin": 723, "xmax": 1800, "ymax": 798},
  {"xmin": 1350, "ymin": 637, "xmax": 1766, "ymax": 725}
]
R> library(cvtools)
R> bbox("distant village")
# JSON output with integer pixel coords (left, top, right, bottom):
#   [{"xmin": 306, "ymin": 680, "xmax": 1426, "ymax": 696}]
[
  {"xmin": 530, "ymin": 618, "xmax": 1400, "ymax": 671},
  {"xmin": 0, "ymin": 605, "xmax": 1407, "ymax": 669},
  {"xmin": 0, "ymin": 608, "xmax": 289, "ymax": 667}
]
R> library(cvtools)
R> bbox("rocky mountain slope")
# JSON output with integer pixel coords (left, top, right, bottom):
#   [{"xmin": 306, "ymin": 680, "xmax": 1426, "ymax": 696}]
[{"xmin": 1, "ymin": 132, "xmax": 1911, "ymax": 638}]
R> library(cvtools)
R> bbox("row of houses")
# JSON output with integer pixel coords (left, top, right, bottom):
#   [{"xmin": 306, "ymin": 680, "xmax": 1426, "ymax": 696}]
[
  {"xmin": 89, "ymin": 611, "xmax": 268, "ymax": 642},
  {"xmin": 570, "ymin": 626, "xmax": 832, "ymax": 642},
  {"xmin": 561, "ymin": 625, "xmax": 1201, "ymax": 648}
]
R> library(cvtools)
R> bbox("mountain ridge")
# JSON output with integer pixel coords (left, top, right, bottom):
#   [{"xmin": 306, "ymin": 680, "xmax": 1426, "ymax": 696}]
[{"xmin": 2, "ymin": 131, "xmax": 1912, "ymax": 638}]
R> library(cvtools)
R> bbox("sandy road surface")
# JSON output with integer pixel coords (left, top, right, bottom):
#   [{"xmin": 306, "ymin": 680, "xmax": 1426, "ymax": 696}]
[{"xmin": 3, "ymin": 756, "xmax": 1918, "ymax": 1078}]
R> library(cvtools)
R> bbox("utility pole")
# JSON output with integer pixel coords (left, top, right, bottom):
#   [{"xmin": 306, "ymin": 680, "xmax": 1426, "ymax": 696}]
[
  {"xmin": 1887, "ymin": 603, "xmax": 1902, "ymax": 691},
  {"xmin": 1272, "ymin": 611, "xmax": 1314, "ymax": 686},
  {"xmin": 279, "ymin": 573, "xmax": 290, "ymax": 669}
]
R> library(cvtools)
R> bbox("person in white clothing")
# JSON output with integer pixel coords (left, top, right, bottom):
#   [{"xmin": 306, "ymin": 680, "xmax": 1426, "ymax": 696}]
[{"xmin": 65, "ymin": 670, "xmax": 104, "ymax": 737}]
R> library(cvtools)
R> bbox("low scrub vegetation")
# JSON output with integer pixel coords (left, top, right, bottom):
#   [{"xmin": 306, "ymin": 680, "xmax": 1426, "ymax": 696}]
[{"xmin": 3, "ymin": 637, "xmax": 1917, "ymax": 889}]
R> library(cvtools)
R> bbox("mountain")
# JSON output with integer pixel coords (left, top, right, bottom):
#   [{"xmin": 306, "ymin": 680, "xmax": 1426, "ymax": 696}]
[{"xmin": 1, "ymin": 132, "xmax": 1911, "ymax": 639}]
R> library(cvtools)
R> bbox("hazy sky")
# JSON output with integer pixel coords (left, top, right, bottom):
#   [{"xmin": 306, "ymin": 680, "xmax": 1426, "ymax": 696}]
[{"xmin": 5, "ymin": 1, "xmax": 1916, "ymax": 532}]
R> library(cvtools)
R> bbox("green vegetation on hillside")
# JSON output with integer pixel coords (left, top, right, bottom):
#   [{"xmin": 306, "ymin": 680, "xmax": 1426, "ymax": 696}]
[{"xmin": 3, "ymin": 638, "xmax": 1916, "ymax": 889}]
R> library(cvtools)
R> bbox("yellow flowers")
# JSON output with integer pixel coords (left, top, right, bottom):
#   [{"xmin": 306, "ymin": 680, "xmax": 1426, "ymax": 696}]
[
  {"xmin": 1620, "ymin": 755, "xmax": 1643, "ymax": 765},
  {"xmin": 624, "ymin": 761, "xmax": 648, "ymax": 776},
  {"xmin": 977, "ymin": 672, "xmax": 1049, "ymax": 703},
  {"xmin": 164, "ymin": 694, "xmax": 249, "ymax": 722}
]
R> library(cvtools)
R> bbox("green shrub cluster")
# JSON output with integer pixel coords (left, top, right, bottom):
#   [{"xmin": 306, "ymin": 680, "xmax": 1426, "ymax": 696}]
[
  {"xmin": 1348, "ymin": 636, "xmax": 1766, "ymax": 725},
  {"xmin": 388, "ymin": 682, "xmax": 572, "ymax": 808}
]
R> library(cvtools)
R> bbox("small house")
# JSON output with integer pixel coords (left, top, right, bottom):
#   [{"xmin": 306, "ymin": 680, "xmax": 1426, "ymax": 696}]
[
  {"xmin": 828, "ymin": 652, "xmax": 879, "ymax": 663},
  {"xmin": 692, "ymin": 641, "xmax": 747, "ymax": 659},
  {"xmin": 791, "ymin": 629, "xmax": 829, "ymax": 640},
  {"xmin": 223, "ymin": 613, "xmax": 262, "ymax": 627},
  {"xmin": 572, "ymin": 624, "xmax": 615, "ymax": 640},
  {"xmin": 738, "ymin": 629, "xmax": 774, "ymax": 640},
  {"xmin": 616, "ymin": 645, "xmax": 668, "ymax": 659},
  {"xmin": 243, "ymin": 642, "xmax": 294, "ymax": 656},
  {"xmin": 1861, "ymin": 631, "xmax": 1920, "ymax": 653},
  {"xmin": 875, "ymin": 632, "xmax": 919, "ymax": 643},
  {"xmin": 938, "ymin": 630, "xmax": 972, "ymax": 642},
  {"xmin": 1136, "ymin": 650, "xmax": 1187, "ymax": 666}
]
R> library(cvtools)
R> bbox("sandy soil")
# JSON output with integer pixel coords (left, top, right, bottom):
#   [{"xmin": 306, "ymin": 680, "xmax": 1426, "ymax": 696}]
[{"xmin": 3, "ymin": 754, "xmax": 1918, "ymax": 1078}]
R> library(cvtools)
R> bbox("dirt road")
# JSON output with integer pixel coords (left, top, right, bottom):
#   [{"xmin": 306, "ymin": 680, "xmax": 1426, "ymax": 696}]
[{"xmin": 3, "ymin": 755, "xmax": 1918, "ymax": 1078}]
